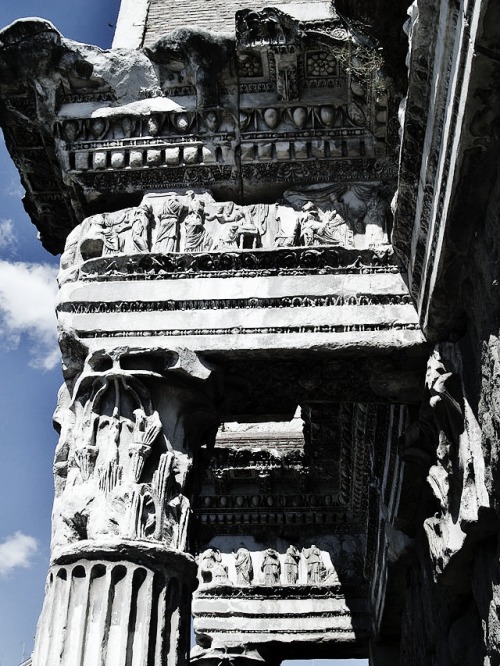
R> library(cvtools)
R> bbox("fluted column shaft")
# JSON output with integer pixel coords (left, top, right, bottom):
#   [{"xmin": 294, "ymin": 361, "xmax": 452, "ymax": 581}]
[{"xmin": 33, "ymin": 544, "xmax": 196, "ymax": 666}]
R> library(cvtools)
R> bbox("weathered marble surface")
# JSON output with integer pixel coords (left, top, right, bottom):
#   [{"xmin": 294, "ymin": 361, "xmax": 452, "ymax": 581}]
[
  {"xmin": 197, "ymin": 545, "xmax": 341, "ymax": 588},
  {"xmin": 54, "ymin": 191, "xmax": 423, "ymax": 377},
  {"xmin": 11, "ymin": 0, "xmax": 499, "ymax": 662},
  {"xmin": 31, "ymin": 341, "xmax": 223, "ymax": 666},
  {"xmin": 58, "ymin": 186, "xmax": 391, "ymax": 277},
  {"xmin": 0, "ymin": 7, "xmax": 399, "ymax": 253},
  {"xmin": 33, "ymin": 549, "xmax": 195, "ymax": 666}
]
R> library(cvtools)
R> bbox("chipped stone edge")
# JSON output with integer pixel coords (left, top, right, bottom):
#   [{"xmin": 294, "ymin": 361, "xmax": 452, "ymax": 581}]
[{"xmin": 112, "ymin": 0, "xmax": 150, "ymax": 49}]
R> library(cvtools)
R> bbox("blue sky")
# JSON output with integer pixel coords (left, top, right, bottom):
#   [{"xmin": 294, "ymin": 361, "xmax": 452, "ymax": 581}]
[{"xmin": 0, "ymin": 2, "xmax": 368, "ymax": 664}]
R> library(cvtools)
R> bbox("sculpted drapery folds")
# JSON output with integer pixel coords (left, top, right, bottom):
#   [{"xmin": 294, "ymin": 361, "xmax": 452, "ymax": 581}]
[
  {"xmin": 195, "ymin": 545, "xmax": 341, "ymax": 587},
  {"xmin": 58, "ymin": 184, "xmax": 393, "ymax": 283},
  {"xmin": 153, "ymin": 194, "xmax": 184, "ymax": 252},
  {"xmin": 0, "ymin": 6, "xmax": 444, "ymax": 664},
  {"xmin": 235, "ymin": 547, "xmax": 254, "ymax": 585},
  {"xmin": 284, "ymin": 545, "xmax": 300, "ymax": 584},
  {"xmin": 261, "ymin": 548, "xmax": 281, "ymax": 585}
]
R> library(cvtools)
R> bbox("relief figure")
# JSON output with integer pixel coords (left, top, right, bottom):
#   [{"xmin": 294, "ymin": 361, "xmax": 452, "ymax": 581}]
[
  {"xmin": 235, "ymin": 548, "xmax": 254, "ymax": 585},
  {"xmin": 304, "ymin": 544, "xmax": 325, "ymax": 584},
  {"xmin": 213, "ymin": 223, "xmax": 240, "ymax": 250},
  {"xmin": 131, "ymin": 204, "xmax": 152, "ymax": 253},
  {"xmin": 200, "ymin": 548, "xmax": 230, "ymax": 585},
  {"xmin": 183, "ymin": 199, "xmax": 213, "ymax": 252},
  {"xmin": 284, "ymin": 545, "xmax": 300, "ymax": 584},
  {"xmin": 261, "ymin": 548, "xmax": 281, "ymax": 585},
  {"xmin": 152, "ymin": 195, "xmax": 184, "ymax": 253},
  {"xmin": 101, "ymin": 210, "xmax": 134, "ymax": 255}
]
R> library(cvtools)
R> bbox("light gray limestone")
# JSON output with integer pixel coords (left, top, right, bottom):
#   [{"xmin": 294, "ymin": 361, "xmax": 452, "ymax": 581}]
[
  {"xmin": 112, "ymin": 0, "xmax": 150, "ymax": 49},
  {"xmin": 33, "ymin": 550, "xmax": 195, "ymax": 666},
  {"xmin": 8, "ymin": 0, "xmax": 494, "ymax": 662}
]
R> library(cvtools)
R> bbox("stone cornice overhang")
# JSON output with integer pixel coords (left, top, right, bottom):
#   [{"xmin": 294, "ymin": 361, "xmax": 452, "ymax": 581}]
[
  {"xmin": 0, "ymin": 19, "xmax": 82, "ymax": 253},
  {"xmin": 0, "ymin": 11, "xmax": 400, "ymax": 254},
  {"xmin": 0, "ymin": 17, "xmax": 237, "ymax": 253},
  {"xmin": 393, "ymin": 0, "xmax": 500, "ymax": 342}
]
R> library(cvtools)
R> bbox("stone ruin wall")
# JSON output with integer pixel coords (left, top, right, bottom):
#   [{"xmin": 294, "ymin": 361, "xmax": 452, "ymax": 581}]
[{"xmin": 0, "ymin": 0, "xmax": 500, "ymax": 664}]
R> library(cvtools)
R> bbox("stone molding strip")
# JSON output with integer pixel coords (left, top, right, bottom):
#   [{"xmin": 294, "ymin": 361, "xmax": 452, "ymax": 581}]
[
  {"xmin": 195, "ymin": 586, "xmax": 365, "ymax": 599},
  {"xmin": 51, "ymin": 539, "xmax": 197, "ymax": 576},
  {"xmin": 192, "ymin": 627, "xmax": 358, "ymax": 635},
  {"xmin": 60, "ymin": 293, "xmax": 412, "ymax": 314},
  {"xmin": 76, "ymin": 322, "xmax": 421, "ymax": 339},
  {"xmin": 70, "ymin": 247, "xmax": 398, "ymax": 284}
]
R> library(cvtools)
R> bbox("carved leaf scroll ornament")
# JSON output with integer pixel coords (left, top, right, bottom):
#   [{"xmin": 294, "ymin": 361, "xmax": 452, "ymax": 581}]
[{"xmin": 50, "ymin": 366, "xmax": 193, "ymax": 553}]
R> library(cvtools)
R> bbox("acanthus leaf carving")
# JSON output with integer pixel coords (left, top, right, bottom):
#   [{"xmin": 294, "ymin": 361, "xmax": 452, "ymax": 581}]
[{"xmin": 50, "ymin": 351, "xmax": 218, "ymax": 555}]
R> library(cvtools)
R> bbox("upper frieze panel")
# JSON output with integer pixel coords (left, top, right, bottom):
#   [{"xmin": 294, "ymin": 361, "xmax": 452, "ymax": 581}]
[{"xmin": 0, "ymin": 11, "xmax": 399, "ymax": 254}]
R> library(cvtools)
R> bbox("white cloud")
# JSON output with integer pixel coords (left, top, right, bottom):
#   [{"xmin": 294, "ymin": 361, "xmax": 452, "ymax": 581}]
[
  {"xmin": 4, "ymin": 179, "xmax": 24, "ymax": 199},
  {"xmin": 0, "ymin": 532, "xmax": 38, "ymax": 576},
  {"xmin": 0, "ymin": 260, "xmax": 59, "ymax": 370},
  {"xmin": 0, "ymin": 219, "xmax": 16, "ymax": 251}
]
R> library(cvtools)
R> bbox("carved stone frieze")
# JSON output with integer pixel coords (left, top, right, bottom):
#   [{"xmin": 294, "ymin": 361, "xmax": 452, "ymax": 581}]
[
  {"xmin": 191, "ymin": 535, "xmax": 371, "ymax": 656},
  {"xmin": 50, "ymin": 184, "xmax": 427, "ymax": 363},
  {"xmin": 56, "ymin": 236, "xmax": 423, "ymax": 363},
  {"xmin": 0, "ymin": 8, "xmax": 399, "ymax": 252},
  {"xmin": 65, "ymin": 246, "xmax": 398, "ymax": 284},
  {"xmin": 61, "ymin": 293, "xmax": 412, "ymax": 316},
  {"xmin": 58, "ymin": 187, "xmax": 392, "ymax": 283},
  {"xmin": 197, "ymin": 545, "xmax": 340, "ymax": 588}
]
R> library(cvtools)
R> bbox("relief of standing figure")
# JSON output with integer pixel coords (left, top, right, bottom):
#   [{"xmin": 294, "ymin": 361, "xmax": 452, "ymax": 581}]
[
  {"xmin": 199, "ymin": 548, "xmax": 230, "ymax": 585},
  {"xmin": 152, "ymin": 194, "xmax": 184, "ymax": 253},
  {"xmin": 304, "ymin": 545, "xmax": 325, "ymax": 584},
  {"xmin": 284, "ymin": 545, "xmax": 301, "ymax": 584},
  {"xmin": 131, "ymin": 204, "xmax": 152, "ymax": 253},
  {"xmin": 261, "ymin": 548, "xmax": 281, "ymax": 585},
  {"xmin": 100, "ymin": 211, "xmax": 132, "ymax": 255},
  {"xmin": 235, "ymin": 548, "xmax": 254, "ymax": 585},
  {"xmin": 183, "ymin": 199, "xmax": 213, "ymax": 252}
]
